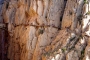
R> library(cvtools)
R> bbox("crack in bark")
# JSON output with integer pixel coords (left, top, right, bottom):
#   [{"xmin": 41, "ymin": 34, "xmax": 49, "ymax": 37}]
[{"xmin": 13, "ymin": 24, "xmax": 60, "ymax": 29}]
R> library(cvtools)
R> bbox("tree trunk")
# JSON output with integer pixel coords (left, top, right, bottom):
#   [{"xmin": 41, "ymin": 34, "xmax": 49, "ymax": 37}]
[{"xmin": 0, "ymin": 0, "xmax": 90, "ymax": 60}]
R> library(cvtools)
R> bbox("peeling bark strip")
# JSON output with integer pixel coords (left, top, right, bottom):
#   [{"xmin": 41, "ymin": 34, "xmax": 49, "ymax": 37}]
[{"xmin": 62, "ymin": 0, "xmax": 84, "ymax": 30}]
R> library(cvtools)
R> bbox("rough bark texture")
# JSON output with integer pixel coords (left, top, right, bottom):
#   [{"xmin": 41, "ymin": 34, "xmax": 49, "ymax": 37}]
[{"xmin": 0, "ymin": 0, "xmax": 90, "ymax": 60}]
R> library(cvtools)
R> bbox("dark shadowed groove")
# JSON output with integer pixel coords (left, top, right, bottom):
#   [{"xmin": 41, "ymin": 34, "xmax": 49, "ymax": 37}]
[
  {"xmin": 59, "ymin": 0, "xmax": 67, "ymax": 30},
  {"xmin": 60, "ymin": 0, "xmax": 67, "ymax": 22},
  {"xmin": 1, "ymin": 30, "xmax": 5, "ymax": 60},
  {"xmin": 0, "ymin": 0, "xmax": 9, "ymax": 60}
]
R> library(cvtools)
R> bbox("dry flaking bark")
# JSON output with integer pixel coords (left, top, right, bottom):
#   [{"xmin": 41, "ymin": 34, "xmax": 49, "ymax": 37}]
[{"xmin": 0, "ymin": 0, "xmax": 90, "ymax": 60}]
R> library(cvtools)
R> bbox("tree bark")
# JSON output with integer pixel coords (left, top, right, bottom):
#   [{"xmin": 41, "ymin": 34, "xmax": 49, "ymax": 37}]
[{"xmin": 0, "ymin": 0, "xmax": 90, "ymax": 60}]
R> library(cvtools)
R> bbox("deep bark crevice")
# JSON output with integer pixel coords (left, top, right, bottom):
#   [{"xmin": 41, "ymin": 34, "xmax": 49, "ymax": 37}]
[{"xmin": 59, "ymin": 0, "xmax": 67, "ymax": 30}]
